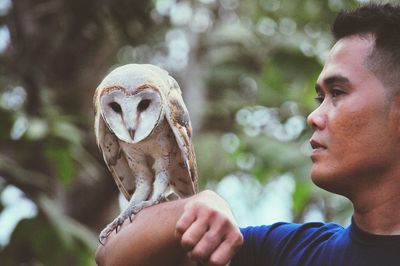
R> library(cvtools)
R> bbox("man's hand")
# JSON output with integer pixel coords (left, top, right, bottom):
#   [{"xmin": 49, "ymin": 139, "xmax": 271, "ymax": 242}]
[{"xmin": 175, "ymin": 190, "xmax": 244, "ymax": 266}]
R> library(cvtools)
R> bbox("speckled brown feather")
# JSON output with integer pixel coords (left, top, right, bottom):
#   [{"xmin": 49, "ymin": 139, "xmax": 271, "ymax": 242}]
[{"xmin": 166, "ymin": 88, "xmax": 198, "ymax": 193}]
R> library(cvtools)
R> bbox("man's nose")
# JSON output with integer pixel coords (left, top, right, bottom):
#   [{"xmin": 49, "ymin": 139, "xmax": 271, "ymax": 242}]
[{"xmin": 307, "ymin": 106, "xmax": 326, "ymax": 131}]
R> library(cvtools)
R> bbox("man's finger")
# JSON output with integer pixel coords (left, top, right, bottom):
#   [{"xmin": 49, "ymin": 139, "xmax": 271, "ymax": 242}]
[
  {"xmin": 176, "ymin": 208, "xmax": 197, "ymax": 238},
  {"xmin": 208, "ymin": 240, "xmax": 241, "ymax": 266},
  {"xmin": 180, "ymin": 219, "xmax": 209, "ymax": 251},
  {"xmin": 188, "ymin": 227, "xmax": 224, "ymax": 262},
  {"xmin": 207, "ymin": 227, "xmax": 243, "ymax": 266}
]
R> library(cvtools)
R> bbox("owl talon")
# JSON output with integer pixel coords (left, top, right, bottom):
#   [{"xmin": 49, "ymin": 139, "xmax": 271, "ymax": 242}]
[
  {"xmin": 98, "ymin": 230, "xmax": 111, "ymax": 245},
  {"xmin": 157, "ymin": 194, "xmax": 167, "ymax": 204},
  {"xmin": 115, "ymin": 218, "xmax": 124, "ymax": 233},
  {"xmin": 98, "ymin": 216, "xmax": 126, "ymax": 243}
]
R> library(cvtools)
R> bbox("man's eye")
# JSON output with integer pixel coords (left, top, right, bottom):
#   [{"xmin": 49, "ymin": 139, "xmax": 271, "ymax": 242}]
[
  {"xmin": 331, "ymin": 87, "xmax": 345, "ymax": 98},
  {"xmin": 314, "ymin": 94, "xmax": 324, "ymax": 104}
]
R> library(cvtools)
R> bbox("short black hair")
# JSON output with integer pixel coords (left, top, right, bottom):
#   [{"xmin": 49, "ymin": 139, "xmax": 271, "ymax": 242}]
[{"xmin": 332, "ymin": 4, "xmax": 400, "ymax": 92}]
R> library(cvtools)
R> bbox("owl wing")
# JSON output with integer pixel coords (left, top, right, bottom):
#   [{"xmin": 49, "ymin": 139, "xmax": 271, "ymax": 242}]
[
  {"xmin": 165, "ymin": 80, "xmax": 198, "ymax": 195},
  {"xmin": 94, "ymin": 108, "xmax": 135, "ymax": 201}
]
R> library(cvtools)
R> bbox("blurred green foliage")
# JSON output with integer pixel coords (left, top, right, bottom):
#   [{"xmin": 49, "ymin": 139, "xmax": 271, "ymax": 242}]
[{"xmin": 0, "ymin": 0, "xmax": 396, "ymax": 264}]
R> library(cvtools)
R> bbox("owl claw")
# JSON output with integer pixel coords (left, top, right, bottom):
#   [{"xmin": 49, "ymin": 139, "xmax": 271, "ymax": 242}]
[
  {"xmin": 98, "ymin": 230, "xmax": 111, "ymax": 246},
  {"xmin": 98, "ymin": 216, "xmax": 126, "ymax": 243},
  {"xmin": 98, "ymin": 200, "xmax": 159, "ymax": 243},
  {"xmin": 159, "ymin": 194, "xmax": 167, "ymax": 204}
]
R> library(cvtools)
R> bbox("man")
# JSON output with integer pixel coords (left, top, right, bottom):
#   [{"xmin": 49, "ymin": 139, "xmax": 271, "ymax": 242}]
[{"xmin": 95, "ymin": 3, "xmax": 400, "ymax": 265}]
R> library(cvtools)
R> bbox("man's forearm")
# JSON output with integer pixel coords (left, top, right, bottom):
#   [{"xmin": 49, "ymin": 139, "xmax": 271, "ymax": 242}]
[
  {"xmin": 95, "ymin": 198, "xmax": 190, "ymax": 266},
  {"xmin": 95, "ymin": 190, "xmax": 243, "ymax": 266}
]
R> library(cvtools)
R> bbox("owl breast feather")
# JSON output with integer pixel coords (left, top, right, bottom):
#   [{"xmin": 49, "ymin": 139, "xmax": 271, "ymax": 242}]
[{"xmin": 119, "ymin": 119, "xmax": 193, "ymax": 197}]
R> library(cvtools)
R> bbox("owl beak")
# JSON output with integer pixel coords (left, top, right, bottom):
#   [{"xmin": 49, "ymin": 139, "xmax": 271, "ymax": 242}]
[{"xmin": 129, "ymin": 129, "xmax": 136, "ymax": 140}]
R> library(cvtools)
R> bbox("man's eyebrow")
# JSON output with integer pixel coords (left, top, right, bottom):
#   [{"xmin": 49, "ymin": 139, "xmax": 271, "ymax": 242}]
[
  {"xmin": 324, "ymin": 75, "xmax": 350, "ymax": 86},
  {"xmin": 315, "ymin": 75, "xmax": 350, "ymax": 92}
]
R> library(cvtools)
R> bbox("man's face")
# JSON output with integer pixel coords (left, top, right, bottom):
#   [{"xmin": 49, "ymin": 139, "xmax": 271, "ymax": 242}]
[{"xmin": 307, "ymin": 35, "xmax": 399, "ymax": 197}]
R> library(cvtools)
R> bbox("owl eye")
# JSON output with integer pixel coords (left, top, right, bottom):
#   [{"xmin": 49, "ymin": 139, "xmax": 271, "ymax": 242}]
[
  {"xmin": 109, "ymin": 102, "xmax": 122, "ymax": 114},
  {"xmin": 137, "ymin": 99, "xmax": 151, "ymax": 112}
]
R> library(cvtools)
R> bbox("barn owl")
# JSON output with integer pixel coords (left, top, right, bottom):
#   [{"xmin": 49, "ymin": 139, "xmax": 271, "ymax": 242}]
[{"xmin": 94, "ymin": 64, "xmax": 198, "ymax": 243}]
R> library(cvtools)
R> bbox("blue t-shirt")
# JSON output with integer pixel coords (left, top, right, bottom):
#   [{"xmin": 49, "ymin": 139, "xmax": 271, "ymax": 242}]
[{"xmin": 231, "ymin": 220, "xmax": 400, "ymax": 266}]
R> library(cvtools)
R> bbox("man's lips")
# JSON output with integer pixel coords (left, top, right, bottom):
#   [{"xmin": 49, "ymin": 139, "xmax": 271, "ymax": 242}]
[
  {"xmin": 310, "ymin": 139, "xmax": 326, "ymax": 150},
  {"xmin": 309, "ymin": 139, "xmax": 326, "ymax": 160}
]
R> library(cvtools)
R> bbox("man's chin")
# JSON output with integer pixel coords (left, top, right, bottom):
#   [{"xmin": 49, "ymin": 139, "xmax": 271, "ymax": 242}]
[{"xmin": 311, "ymin": 172, "xmax": 350, "ymax": 197}]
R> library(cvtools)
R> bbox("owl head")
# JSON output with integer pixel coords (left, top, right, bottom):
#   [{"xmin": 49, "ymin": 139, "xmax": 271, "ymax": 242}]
[{"xmin": 95, "ymin": 64, "xmax": 173, "ymax": 144}]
